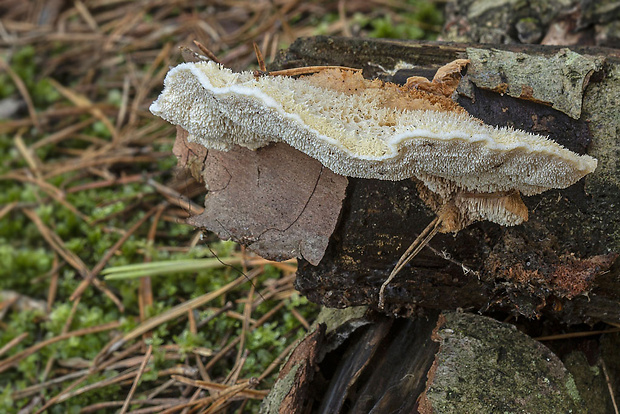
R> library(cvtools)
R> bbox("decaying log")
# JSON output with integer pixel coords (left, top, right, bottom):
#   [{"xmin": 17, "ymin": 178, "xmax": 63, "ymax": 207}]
[
  {"xmin": 442, "ymin": 0, "xmax": 620, "ymax": 47},
  {"xmin": 169, "ymin": 35, "xmax": 620, "ymax": 413},
  {"xmin": 272, "ymin": 37, "xmax": 620, "ymax": 324},
  {"xmin": 180, "ymin": 36, "xmax": 620, "ymax": 325},
  {"xmin": 259, "ymin": 308, "xmax": 616, "ymax": 414}
]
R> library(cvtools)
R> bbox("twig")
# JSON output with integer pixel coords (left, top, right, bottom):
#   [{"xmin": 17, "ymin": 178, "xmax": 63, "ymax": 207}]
[
  {"xmin": 104, "ymin": 269, "xmax": 262, "ymax": 355},
  {"xmin": 172, "ymin": 376, "xmax": 267, "ymax": 399},
  {"xmin": 379, "ymin": 215, "xmax": 442, "ymax": 309},
  {"xmin": 236, "ymin": 281, "xmax": 255, "ymax": 366},
  {"xmin": 14, "ymin": 133, "xmax": 42, "ymax": 177},
  {"xmin": 0, "ymin": 332, "xmax": 28, "ymax": 357},
  {"xmin": 46, "ymin": 254, "xmax": 60, "ymax": 311},
  {"xmin": 11, "ymin": 368, "xmax": 89, "ymax": 400},
  {"xmin": 47, "ymin": 78, "xmax": 119, "ymax": 142},
  {"xmin": 139, "ymin": 204, "xmax": 165, "ymax": 327},
  {"xmin": 257, "ymin": 65, "xmax": 361, "ymax": 77},
  {"xmin": 290, "ymin": 308, "xmax": 310, "ymax": 330},
  {"xmin": 257, "ymin": 338, "xmax": 298, "ymax": 382},
  {"xmin": 196, "ymin": 302, "xmax": 234, "ymax": 329},
  {"xmin": 600, "ymin": 358, "xmax": 619, "ymax": 414},
  {"xmin": 253, "ymin": 42, "xmax": 266, "ymax": 72},
  {"xmin": 147, "ymin": 178, "xmax": 204, "ymax": 215},
  {"xmin": 119, "ymin": 345, "xmax": 153, "ymax": 414},
  {"xmin": 0, "ymin": 201, "xmax": 17, "ymax": 220},
  {"xmin": 193, "ymin": 40, "xmax": 223, "ymax": 64},
  {"xmin": 22, "ymin": 208, "xmax": 91, "ymax": 276},
  {"xmin": 534, "ymin": 328, "xmax": 620, "ymax": 341},
  {"xmin": 0, "ymin": 320, "xmax": 120, "ymax": 373},
  {"xmin": 70, "ymin": 205, "xmax": 159, "ymax": 302},
  {"xmin": 0, "ymin": 57, "xmax": 40, "ymax": 130}
]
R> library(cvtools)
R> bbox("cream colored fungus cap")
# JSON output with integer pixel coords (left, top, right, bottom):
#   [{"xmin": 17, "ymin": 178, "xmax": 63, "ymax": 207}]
[{"xmin": 150, "ymin": 61, "xmax": 597, "ymax": 197}]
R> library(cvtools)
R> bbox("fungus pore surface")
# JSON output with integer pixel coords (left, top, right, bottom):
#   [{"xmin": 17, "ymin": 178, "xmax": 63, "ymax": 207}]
[{"xmin": 150, "ymin": 61, "xmax": 597, "ymax": 229}]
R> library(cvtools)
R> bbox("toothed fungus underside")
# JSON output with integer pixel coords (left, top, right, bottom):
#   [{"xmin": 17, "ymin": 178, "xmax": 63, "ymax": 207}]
[{"xmin": 150, "ymin": 61, "xmax": 597, "ymax": 232}]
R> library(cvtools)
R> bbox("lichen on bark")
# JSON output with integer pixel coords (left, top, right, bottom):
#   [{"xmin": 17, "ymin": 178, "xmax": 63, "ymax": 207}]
[{"xmin": 421, "ymin": 312, "xmax": 586, "ymax": 413}]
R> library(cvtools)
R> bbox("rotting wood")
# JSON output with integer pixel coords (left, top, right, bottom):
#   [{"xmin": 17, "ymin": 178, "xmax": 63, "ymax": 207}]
[
  {"xmin": 173, "ymin": 36, "xmax": 619, "ymax": 323},
  {"xmin": 442, "ymin": 0, "xmax": 620, "ymax": 48},
  {"xmin": 260, "ymin": 307, "xmax": 615, "ymax": 413},
  {"xmin": 267, "ymin": 36, "xmax": 620, "ymax": 324},
  {"xmin": 260, "ymin": 324, "xmax": 326, "ymax": 414}
]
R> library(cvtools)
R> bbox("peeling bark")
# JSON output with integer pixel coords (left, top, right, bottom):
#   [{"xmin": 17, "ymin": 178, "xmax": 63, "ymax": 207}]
[{"xmin": 177, "ymin": 130, "xmax": 348, "ymax": 265}]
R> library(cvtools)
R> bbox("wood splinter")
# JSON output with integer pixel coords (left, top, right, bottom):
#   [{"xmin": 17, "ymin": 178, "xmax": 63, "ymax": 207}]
[{"xmin": 379, "ymin": 214, "xmax": 442, "ymax": 309}]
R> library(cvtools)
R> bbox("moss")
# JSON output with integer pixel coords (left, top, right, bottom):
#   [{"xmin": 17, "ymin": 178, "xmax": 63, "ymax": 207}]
[
  {"xmin": 563, "ymin": 351, "xmax": 614, "ymax": 413},
  {"xmin": 426, "ymin": 312, "xmax": 586, "ymax": 413},
  {"xmin": 314, "ymin": 306, "xmax": 368, "ymax": 334}
]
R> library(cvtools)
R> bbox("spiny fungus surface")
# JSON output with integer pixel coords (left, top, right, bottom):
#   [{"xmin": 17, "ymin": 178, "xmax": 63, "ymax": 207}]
[{"xmin": 150, "ymin": 61, "xmax": 597, "ymax": 230}]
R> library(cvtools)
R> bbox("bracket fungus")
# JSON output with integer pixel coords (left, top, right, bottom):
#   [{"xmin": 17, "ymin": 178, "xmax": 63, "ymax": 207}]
[{"xmin": 150, "ymin": 58, "xmax": 598, "ymax": 308}]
